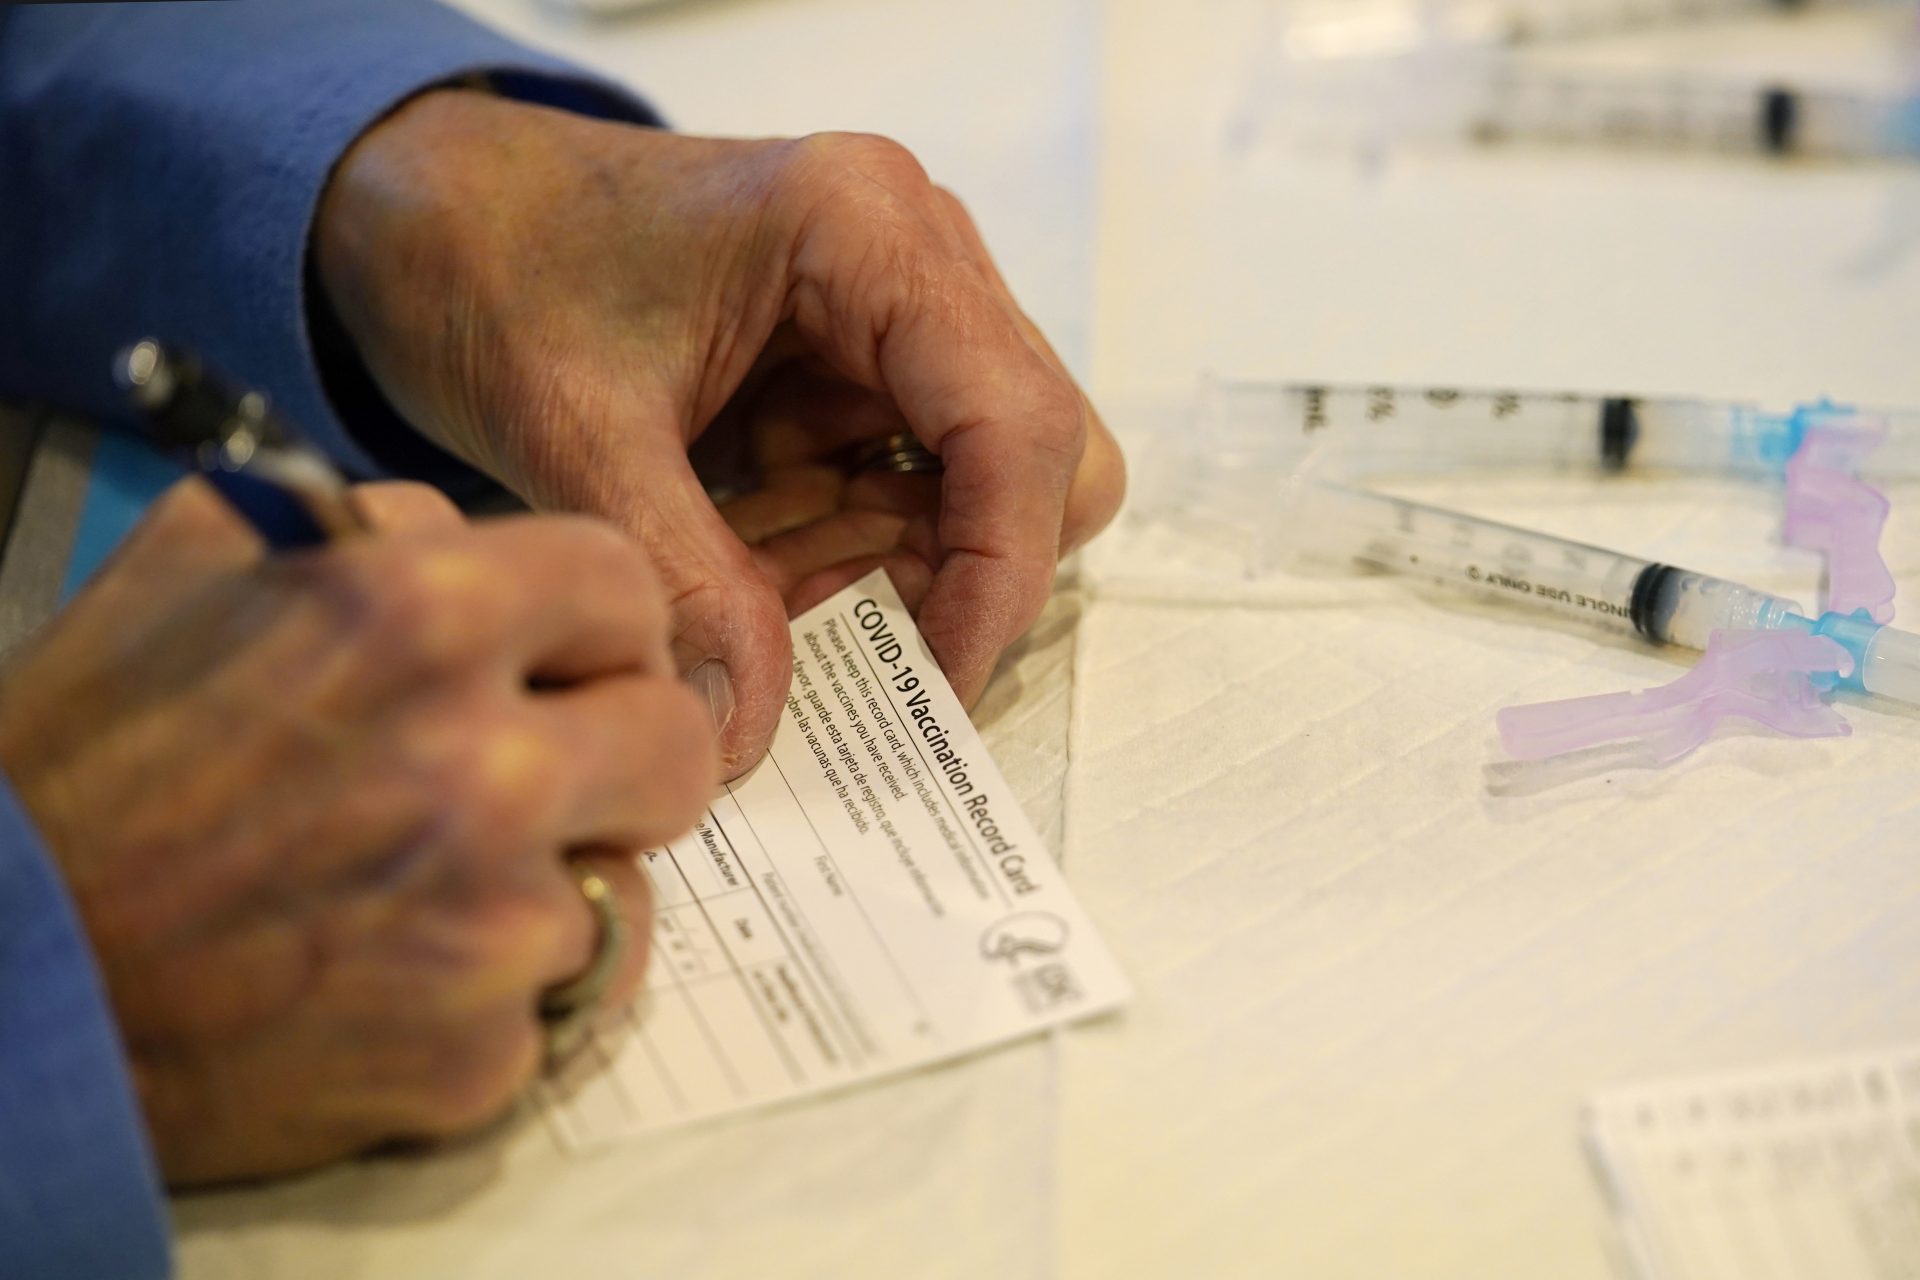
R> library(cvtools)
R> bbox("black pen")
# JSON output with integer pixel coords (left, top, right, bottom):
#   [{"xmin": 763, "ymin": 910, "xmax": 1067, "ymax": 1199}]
[{"xmin": 113, "ymin": 339, "xmax": 367, "ymax": 548}]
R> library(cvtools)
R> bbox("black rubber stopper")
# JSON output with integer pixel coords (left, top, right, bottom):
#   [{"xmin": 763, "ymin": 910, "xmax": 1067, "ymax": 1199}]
[
  {"xmin": 1761, "ymin": 87, "xmax": 1799, "ymax": 156},
  {"xmin": 1629, "ymin": 563, "xmax": 1679, "ymax": 640},
  {"xmin": 1600, "ymin": 398, "xmax": 1639, "ymax": 472}
]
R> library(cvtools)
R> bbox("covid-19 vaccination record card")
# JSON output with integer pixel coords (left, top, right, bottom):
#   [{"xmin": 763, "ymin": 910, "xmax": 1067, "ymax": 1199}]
[{"xmin": 543, "ymin": 570, "xmax": 1130, "ymax": 1149}]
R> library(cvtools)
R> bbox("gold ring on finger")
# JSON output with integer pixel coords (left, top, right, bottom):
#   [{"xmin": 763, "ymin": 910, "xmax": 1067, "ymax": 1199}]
[{"xmin": 538, "ymin": 864, "xmax": 628, "ymax": 1067}]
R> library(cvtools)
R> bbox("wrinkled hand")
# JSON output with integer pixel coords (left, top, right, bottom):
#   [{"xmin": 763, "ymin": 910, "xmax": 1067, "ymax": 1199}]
[
  {"xmin": 315, "ymin": 90, "xmax": 1125, "ymax": 771},
  {"xmin": 0, "ymin": 480, "xmax": 714, "ymax": 1184}
]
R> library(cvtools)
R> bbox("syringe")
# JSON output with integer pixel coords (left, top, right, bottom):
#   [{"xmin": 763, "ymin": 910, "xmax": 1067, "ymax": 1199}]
[
  {"xmin": 1282, "ymin": 479, "xmax": 1920, "ymax": 702},
  {"xmin": 1274, "ymin": 0, "xmax": 1893, "ymax": 54},
  {"xmin": 1488, "ymin": 0, "xmax": 1888, "ymax": 44},
  {"xmin": 1468, "ymin": 66, "xmax": 1920, "ymax": 159},
  {"xmin": 1237, "ymin": 3, "xmax": 1920, "ymax": 163},
  {"xmin": 1204, "ymin": 379, "xmax": 1920, "ymax": 481}
]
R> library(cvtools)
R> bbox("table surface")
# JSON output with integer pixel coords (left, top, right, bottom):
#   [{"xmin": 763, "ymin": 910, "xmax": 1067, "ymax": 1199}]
[{"xmin": 172, "ymin": 3, "xmax": 1920, "ymax": 1277}]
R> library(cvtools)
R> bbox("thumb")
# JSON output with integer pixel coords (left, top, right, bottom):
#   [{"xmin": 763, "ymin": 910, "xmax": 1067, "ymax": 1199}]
[
  {"xmin": 342, "ymin": 480, "xmax": 467, "ymax": 536},
  {"xmin": 588, "ymin": 435, "xmax": 793, "ymax": 776}
]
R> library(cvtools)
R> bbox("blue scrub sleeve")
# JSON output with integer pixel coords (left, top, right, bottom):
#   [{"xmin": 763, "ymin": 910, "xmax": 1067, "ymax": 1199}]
[
  {"xmin": 0, "ymin": 0, "xmax": 661, "ymax": 494},
  {"xmin": 0, "ymin": 774, "xmax": 171, "ymax": 1279}
]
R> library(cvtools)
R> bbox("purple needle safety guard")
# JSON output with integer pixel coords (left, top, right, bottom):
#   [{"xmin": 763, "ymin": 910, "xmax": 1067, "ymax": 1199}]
[
  {"xmin": 1496, "ymin": 409, "xmax": 1900, "ymax": 765},
  {"xmin": 1783, "ymin": 417, "xmax": 1895, "ymax": 624}
]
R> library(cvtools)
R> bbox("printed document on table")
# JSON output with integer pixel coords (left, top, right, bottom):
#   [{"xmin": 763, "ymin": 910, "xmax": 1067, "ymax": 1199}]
[
  {"xmin": 544, "ymin": 570, "xmax": 1129, "ymax": 1149},
  {"xmin": 1586, "ymin": 1044, "xmax": 1920, "ymax": 1280}
]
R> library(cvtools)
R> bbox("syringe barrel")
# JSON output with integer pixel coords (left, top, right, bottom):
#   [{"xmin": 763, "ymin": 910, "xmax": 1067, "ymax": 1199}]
[
  {"xmin": 1215, "ymin": 381, "xmax": 1609, "ymax": 477},
  {"xmin": 1279, "ymin": 482, "xmax": 1803, "ymax": 648},
  {"xmin": 1631, "ymin": 401, "xmax": 1781, "ymax": 475},
  {"xmin": 1627, "ymin": 565, "xmax": 1805, "ymax": 649},
  {"xmin": 1795, "ymin": 88, "xmax": 1920, "ymax": 161},
  {"xmin": 1215, "ymin": 380, "xmax": 1920, "ymax": 482},
  {"xmin": 1472, "ymin": 67, "xmax": 1773, "ymax": 153},
  {"xmin": 1281, "ymin": 482, "xmax": 1650, "ymax": 634}
]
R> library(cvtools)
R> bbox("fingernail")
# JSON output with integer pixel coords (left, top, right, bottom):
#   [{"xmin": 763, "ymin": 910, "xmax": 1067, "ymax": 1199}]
[{"xmin": 689, "ymin": 659, "xmax": 735, "ymax": 739}]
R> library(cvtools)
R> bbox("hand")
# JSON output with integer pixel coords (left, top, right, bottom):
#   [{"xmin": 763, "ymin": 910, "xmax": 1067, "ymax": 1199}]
[
  {"xmin": 0, "ymin": 480, "xmax": 715, "ymax": 1184},
  {"xmin": 314, "ymin": 90, "xmax": 1125, "ymax": 772}
]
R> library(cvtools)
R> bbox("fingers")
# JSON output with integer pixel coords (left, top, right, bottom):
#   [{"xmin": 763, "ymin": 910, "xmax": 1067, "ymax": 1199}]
[
  {"xmin": 749, "ymin": 358, "xmax": 913, "ymax": 468},
  {"xmin": 345, "ymin": 480, "xmax": 466, "ymax": 535},
  {"xmin": 781, "ymin": 135, "xmax": 1091, "ymax": 702},
  {"xmin": 929, "ymin": 188, "xmax": 1126, "ymax": 558},
  {"xmin": 567, "ymin": 428, "xmax": 796, "ymax": 776},
  {"xmin": 439, "ymin": 671, "xmax": 709, "ymax": 1047},
  {"xmin": 392, "ymin": 843, "xmax": 655, "ymax": 1142},
  {"xmin": 533, "ymin": 673, "xmax": 718, "ymax": 847},
  {"xmin": 274, "ymin": 514, "xmax": 679, "ymax": 703},
  {"xmin": 750, "ymin": 507, "xmax": 906, "ymax": 592},
  {"xmin": 744, "ymin": 506, "xmax": 932, "ymax": 608},
  {"xmin": 785, "ymin": 552, "xmax": 935, "ymax": 618},
  {"xmin": 842, "ymin": 470, "xmax": 943, "ymax": 520},
  {"xmin": 730, "ymin": 150, "xmax": 1120, "ymax": 705},
  {"xmin": 409, "ymin": 674, "xmax": 695, "ymax": 1054},
  {"xmin": 458, "ymin": 517, "xmax": 677, "ymax": 684},
  {"xmin": 1062, "ymin": 416, "xmax": 1127, "ymax": 555},
  {"xmin": 717, "ymin": 465, "xmax": 847, "ymax": 544}
]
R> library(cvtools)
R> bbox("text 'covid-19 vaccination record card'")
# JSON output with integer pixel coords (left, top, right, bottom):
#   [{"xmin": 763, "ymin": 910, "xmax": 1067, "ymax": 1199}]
[{"xmin": 543, "ymin": 569, "xmax": 1129, "ymax": 1149}]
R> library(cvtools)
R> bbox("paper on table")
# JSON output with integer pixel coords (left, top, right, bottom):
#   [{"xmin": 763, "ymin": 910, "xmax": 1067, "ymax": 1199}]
[
  {"xmin": 1587, "ymin": 1044, "xmax": 1920, "ymax": 1280},
  {"xmin": 542, "ymin": 569, "xmax": 1129, "ymax": 1150}
]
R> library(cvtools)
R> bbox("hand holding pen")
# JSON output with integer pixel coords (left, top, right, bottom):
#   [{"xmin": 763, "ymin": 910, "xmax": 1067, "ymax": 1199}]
[{"xmin": 0, "ymin": 345, "xmax": 716, "ymax": 1185}]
